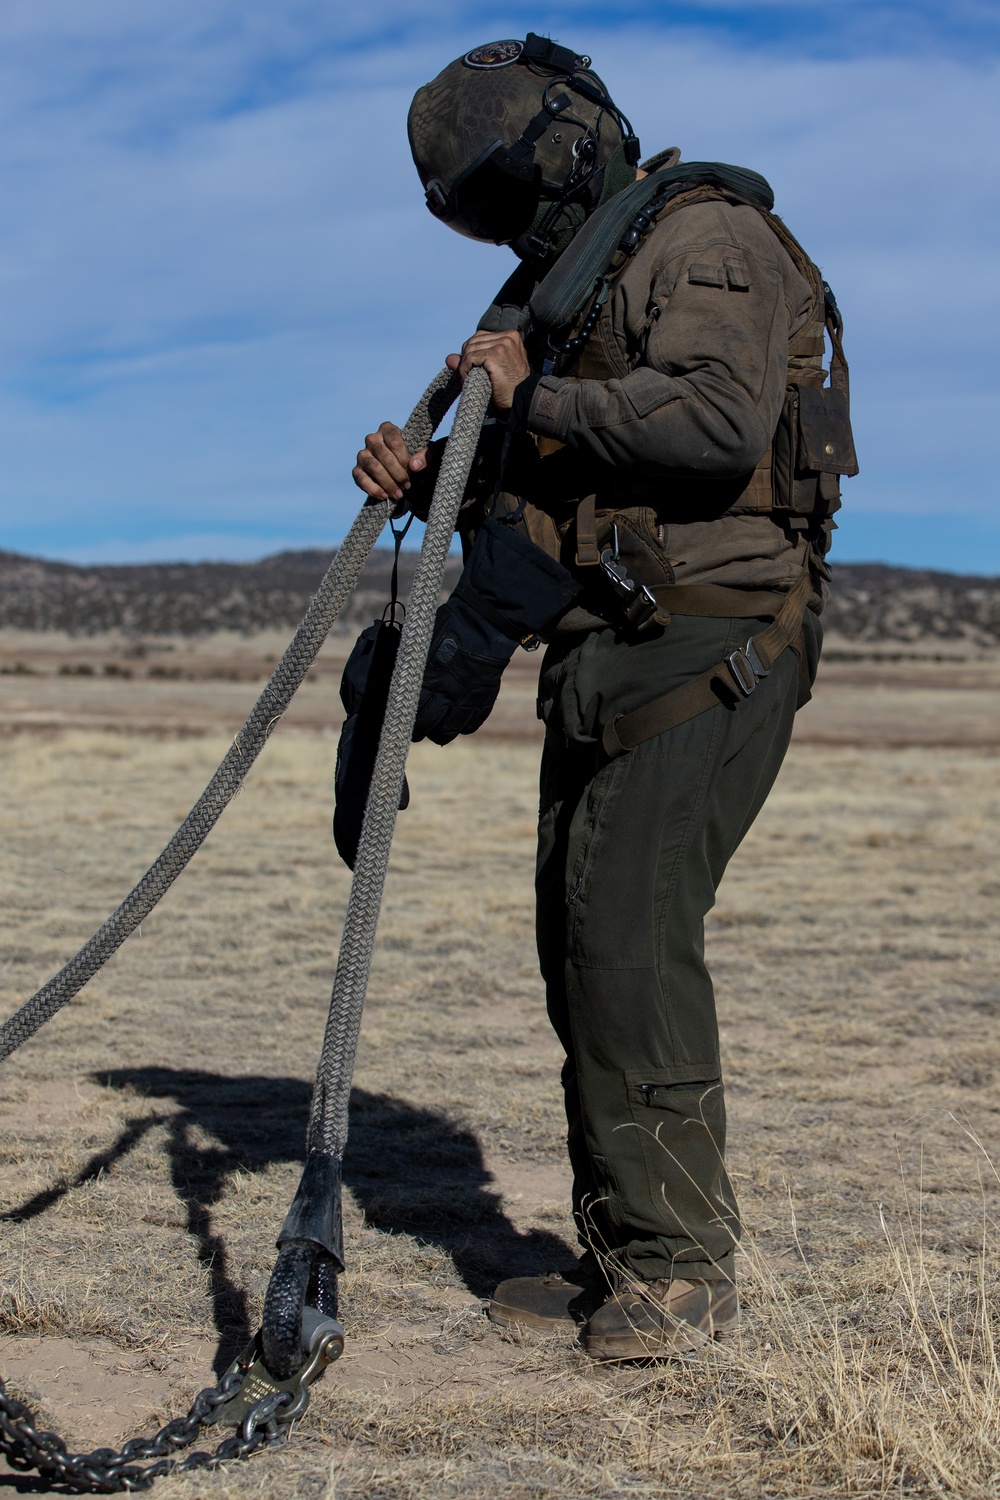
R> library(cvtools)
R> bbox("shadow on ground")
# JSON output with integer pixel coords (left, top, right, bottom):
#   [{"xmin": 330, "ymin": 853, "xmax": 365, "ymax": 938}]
[{"xmin": 1, "ymin": 1069, "xmax": 573, "ymax": 1372}]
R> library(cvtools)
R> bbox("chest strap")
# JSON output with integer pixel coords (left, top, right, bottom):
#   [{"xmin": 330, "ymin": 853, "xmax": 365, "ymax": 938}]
[{"xmin": 602, "ymin": 566, "xmax": 814, "ymax": 759}]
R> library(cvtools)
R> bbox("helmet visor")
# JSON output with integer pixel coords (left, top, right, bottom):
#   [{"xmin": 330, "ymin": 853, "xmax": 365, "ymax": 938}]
[{"xmin": 428, "ymin": 140, "xmax": 542, "ymax": 243}]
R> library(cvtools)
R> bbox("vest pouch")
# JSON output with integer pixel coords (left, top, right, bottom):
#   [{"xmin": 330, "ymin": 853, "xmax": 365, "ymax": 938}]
[
  {"xmin": 412, "ymin": 517, "xmax": 582, "ymax": 746},
  {"xmin": 772, "ymin": 382, "xmax": 858, "ymax": 522},
  {"xmin": 797, "ymin": 385, "xmax": 858, "ymax": 477},
  {"xmin": 333, "ymin": 620, "xmax": 411, "ymax": 870}
]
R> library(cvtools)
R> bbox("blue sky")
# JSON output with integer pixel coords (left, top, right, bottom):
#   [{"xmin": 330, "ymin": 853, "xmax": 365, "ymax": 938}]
[{"xmin": 1, "ymin": 1, "xmax": 998, "ymax": 571}]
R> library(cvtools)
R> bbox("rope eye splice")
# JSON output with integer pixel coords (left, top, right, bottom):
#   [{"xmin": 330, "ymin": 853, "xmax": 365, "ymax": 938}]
[{"xmin": 0, "ymin": 367, "xmax": 492, "ymax": 1491}]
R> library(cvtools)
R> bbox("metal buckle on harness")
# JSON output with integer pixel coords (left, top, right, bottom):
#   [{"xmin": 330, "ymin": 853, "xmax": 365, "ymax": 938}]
[
  {"xmin": 599, "ymin": 524, "xmax": 658, "ymax": 631},
  {"xmin": 726, "ymin": 638, "xmax": 770, "ymax": 697}
]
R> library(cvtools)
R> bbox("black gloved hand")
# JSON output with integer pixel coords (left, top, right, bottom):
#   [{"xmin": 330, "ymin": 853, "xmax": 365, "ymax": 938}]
[
  {"xmin": 333, "ymin": 620, "xmax": 410, "ymax": 869},
  {"xmin": 413, "ymin": 518, "xmax": 581, "ymax": 746}
]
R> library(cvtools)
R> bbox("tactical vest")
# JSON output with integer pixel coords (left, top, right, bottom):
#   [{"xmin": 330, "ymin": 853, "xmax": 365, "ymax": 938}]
[{"xmin": 478, "ymin": 178, "xmax": 858, "ymax": 617}]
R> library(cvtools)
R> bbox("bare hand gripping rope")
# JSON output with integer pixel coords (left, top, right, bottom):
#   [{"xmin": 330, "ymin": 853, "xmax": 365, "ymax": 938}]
[{"xmin": 0, "ymin": 366, "xmax": 491, "ymax": 1491}]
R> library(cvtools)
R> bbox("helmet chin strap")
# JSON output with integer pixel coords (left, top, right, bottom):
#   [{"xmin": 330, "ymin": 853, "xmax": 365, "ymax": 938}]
[
  {"xmin": 513, "ymin": 196, "xmax": 587, "ymax": 263},
  {"xmin": 523, "ymin": 186, "xmax": 571, "ymax": 259},
  {"xmin": 514, "ymin": 129, "xmax": 629, "ymax": 261}
]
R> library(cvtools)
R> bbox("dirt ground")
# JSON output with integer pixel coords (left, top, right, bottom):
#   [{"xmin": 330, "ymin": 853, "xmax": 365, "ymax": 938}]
[{"xmin": 1, "ymin": 626, "xmax": 999, "ymax": 1498}]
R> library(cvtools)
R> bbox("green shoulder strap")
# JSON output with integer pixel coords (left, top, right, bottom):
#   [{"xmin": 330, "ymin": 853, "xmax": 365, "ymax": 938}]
[
  {"xmin": 528, "ymin": 161, "xmax": 774, "ymax": 336},
  {"xmin": 477, "ymin": 161, "xmax": 774, "ymax": 339}
]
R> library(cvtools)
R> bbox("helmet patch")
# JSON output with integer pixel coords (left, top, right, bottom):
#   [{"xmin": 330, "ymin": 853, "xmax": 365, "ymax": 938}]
[{"xmin": 463, "ymin": 40, "xmax": 523, "ymax": 69}]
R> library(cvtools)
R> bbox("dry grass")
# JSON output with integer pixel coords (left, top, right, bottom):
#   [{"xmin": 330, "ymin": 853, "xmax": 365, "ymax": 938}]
[{"xmin": 1, "ymin": 643, "xmax": 999, "ymax": 1496}]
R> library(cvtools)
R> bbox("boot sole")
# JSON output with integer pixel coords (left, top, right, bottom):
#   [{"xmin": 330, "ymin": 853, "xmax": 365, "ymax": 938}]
[{"xmin": 585, "ymin": 1311, "xmax": 738, "ymax": 1361}]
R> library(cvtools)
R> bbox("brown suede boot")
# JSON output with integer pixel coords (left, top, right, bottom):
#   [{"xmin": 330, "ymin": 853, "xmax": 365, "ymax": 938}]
[
  {"xmin": 584, "ymin": 1277, "xmax": 738, "ymax": 1360},
  {"xmin": 489, "ymin": 1272, "xmax": 606, "ymax": 1331}
]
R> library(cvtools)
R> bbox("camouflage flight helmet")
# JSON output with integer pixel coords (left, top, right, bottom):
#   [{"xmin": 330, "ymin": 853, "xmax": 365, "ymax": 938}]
[{"xmin": 407, "ymin": 33, "xmax": 640, "ymax": 261}]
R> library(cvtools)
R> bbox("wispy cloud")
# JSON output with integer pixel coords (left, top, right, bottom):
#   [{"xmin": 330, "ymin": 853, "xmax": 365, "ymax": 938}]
[{"xmin": 1, "ymin": 3, "xmax": 998, "ymax": 568}]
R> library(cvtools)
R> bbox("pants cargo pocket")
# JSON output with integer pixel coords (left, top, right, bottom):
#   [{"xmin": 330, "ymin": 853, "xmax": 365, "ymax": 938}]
[{"xmin": 623, "ymin": 1068, "xmax": 738, "ymax": 1264}]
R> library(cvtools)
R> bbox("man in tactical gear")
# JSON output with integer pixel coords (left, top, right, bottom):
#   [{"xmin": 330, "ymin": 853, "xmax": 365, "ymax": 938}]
[{"xmin": 353, "ymin": 33, "xmax": 855, "ymax": 1361}]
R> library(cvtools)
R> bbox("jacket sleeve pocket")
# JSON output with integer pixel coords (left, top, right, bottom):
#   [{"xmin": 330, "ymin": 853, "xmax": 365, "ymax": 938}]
[{"xmin": 620, "ymin": 367, "xmax": 680, "ymax": 420}]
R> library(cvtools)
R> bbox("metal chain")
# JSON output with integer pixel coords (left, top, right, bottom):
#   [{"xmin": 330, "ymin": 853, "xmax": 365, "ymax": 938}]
[
  {"xmin": 0, "ymin": 1300, "xmax": 344, "ymax": 1490},
  {"xmin": 0, "ymin": 1354, "xmax": 284, "ymax": 1492}
]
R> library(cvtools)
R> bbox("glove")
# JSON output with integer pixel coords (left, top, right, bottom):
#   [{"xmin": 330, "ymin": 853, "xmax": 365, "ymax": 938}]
[
  {"xmin": 412, "ymin": 517, "xmax": 581, "ymax": 746},
  {"xmin": 333, "ymin": 620, "xmax": 410, "ymax": 870}
]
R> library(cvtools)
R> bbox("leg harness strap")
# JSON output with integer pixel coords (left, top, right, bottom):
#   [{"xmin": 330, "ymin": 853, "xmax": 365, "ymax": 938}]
[{"xmin": 601, "ymin": 566, "xmax": 815, "ymax": 759}]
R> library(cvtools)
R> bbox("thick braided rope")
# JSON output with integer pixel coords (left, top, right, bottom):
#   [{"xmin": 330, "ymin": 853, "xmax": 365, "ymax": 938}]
[
  {"xmin": 307, "ymin": 368, "xmax": 492, "ymax": 1157},
  {"xmin": 0, "ymin": 368, "xmax": 461, "ymax": 1065}
]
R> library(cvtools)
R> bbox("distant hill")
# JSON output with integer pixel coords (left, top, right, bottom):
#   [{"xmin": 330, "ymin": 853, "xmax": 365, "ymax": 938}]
[
  {"xmin": 822, "ymin": 563, "xmax": 1000, "ymax": 647},
  {"xmin": 0, "ymin": 548, "xmax": 998, "ymax": 647},
  {"xmin": 0, "ymin": 548, "xmax": 446, "ymax": 637}
]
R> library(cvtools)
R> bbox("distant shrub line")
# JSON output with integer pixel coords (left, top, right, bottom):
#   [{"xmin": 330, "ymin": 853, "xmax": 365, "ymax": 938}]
[{"xmin": 1, "ymin": 548, "xmax": 998, "ymax": 644}]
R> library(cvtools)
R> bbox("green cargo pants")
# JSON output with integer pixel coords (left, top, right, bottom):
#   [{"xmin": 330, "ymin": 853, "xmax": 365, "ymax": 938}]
[{"xmin": 536, "ymin": 610, "xmax": 821, "ymax": 1284}]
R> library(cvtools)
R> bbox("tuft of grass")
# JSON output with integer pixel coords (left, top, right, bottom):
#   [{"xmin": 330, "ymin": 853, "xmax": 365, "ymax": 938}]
[{"xmin": 328, "ymin": 1181, "xmax": 1000, "ymax": 1500}]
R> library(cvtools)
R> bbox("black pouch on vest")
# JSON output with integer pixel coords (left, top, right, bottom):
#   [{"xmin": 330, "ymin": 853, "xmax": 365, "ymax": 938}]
[
  {"xmin": 772, "ymin": 382, "xmax": 859, "ymax": 527},
  {"xmin": 412, "ymin": 517, "xmax": 582, "ymax": 747},
  {"xmin": 333, "ymin": 620, "xmax": 410, "ymax": 870}
]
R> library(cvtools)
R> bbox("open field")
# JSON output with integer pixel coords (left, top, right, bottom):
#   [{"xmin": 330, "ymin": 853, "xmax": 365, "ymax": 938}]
[
  {"xmin": 1, "ymin": 628, "xmax": 1000, "ymax": 1497},
  {"xmin": 3, "ymin": 625, "xmax": 1000, "ymax": 748}
]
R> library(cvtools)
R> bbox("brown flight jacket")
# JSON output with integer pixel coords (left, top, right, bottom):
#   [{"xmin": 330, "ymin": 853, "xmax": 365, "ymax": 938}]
[{"xmin": 503, "ymin": 187, "xmax": 826, "ymax": 598}]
